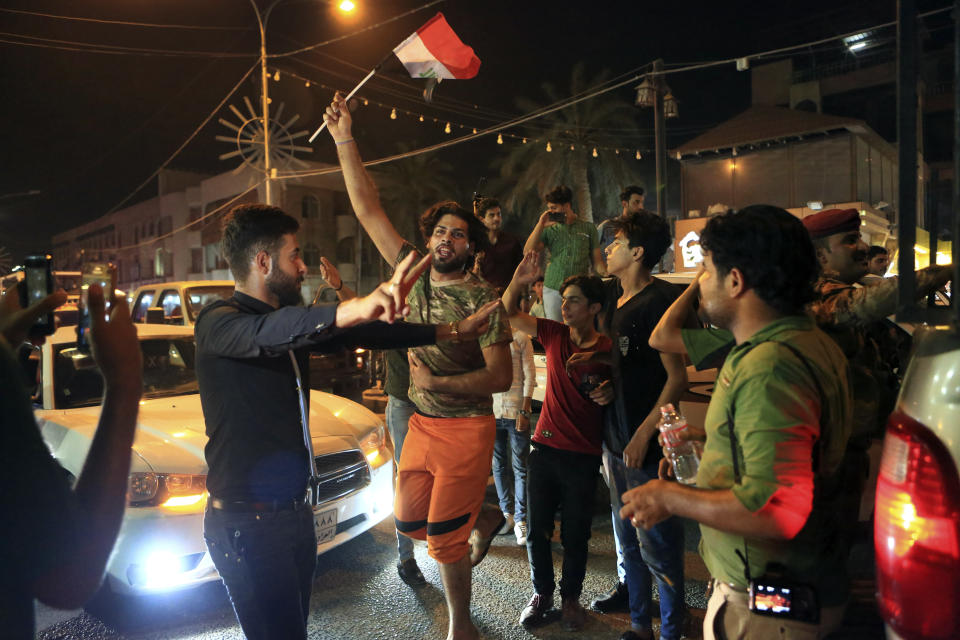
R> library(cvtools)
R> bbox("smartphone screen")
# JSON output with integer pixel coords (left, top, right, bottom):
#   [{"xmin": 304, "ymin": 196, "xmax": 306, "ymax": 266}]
[
  {"xmin": 77, "ymin": 263, "xmax": 116, "ymax": 352},
  {"xmin": 21, "ymin": 254, "xmax": 55, "ymax": 335}
]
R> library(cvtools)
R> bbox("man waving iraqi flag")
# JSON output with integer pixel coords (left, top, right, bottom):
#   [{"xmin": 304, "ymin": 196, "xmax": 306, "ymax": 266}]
[{"xmin": 309, "ymin": 12, "xmax": 480, "ymax": 141}]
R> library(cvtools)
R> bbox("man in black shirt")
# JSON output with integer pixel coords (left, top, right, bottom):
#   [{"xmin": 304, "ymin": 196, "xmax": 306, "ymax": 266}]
[
  {"xmin": 575, "ymin": 211, "xmax": 689, "ymax": 640},
  {"xmin": 196, "ymin": 204, "xmax": 495, "ymax": 639}
]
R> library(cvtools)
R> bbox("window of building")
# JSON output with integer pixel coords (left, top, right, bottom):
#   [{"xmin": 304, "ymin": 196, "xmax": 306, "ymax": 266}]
[
  {"xmin": 191, "ymin": 248, "xmax": 203, "ymax": 274},
  {"xmin": 302, "ymin": 195, "xmax": 320, "ymax": 220},
  {"xmin": 336, "ymin": 237, "xmax": 355, "ymax": 264},
  {"xmin": 303, "ymin": 243, "xmax": 321, "ymax": 268}
]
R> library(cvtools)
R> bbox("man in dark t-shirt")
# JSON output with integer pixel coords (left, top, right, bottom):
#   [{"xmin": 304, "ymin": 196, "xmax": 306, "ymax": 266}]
[
  {"xmin": 474, "ymin": 197, "xmax": 524, "ymax": 291},
  {"xmin": 589, "ymin": 211, "xmax": 689, "ymax": 640},
  {"xmin": 503, "ymin": 255, "xmax": 613, "ymax": 632}
]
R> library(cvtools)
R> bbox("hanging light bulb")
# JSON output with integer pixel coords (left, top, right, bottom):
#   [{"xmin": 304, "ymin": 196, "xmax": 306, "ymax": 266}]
[
  {"xmin": 615, "ymin": 149, "xmax": 621, "ymax": 155},
  {"xmin": 363, "ymin": 99, "xmax": 369, "ymax": 106},
  {"xmin": 305, "ymin": 80, "xmax": 310, "ymax": 87},
  {"xmin": 546, "ymin": 141, "xmax": 552, "ymax": 152},
  {"xmin": 444, "ymin": 122, "xmax": 451, "ymax": 134},
  {"xmin": 472, "ymin": 128, "xmax": 477, "ymax": 134},
  {"xmin": 266, "ymin": 97, "xmax": 272, "ymax": 104},
  {"xmin": 419, "ymin": 115, "xmax": 424, "ymax": 122},
  {"xmin": 570, "ymin": 144, "xmax": 575, "ymax": 151},
  {"xmin": 273, "ymin": 70, "xmax": 280, "ymax": 82},
  {"xmin": 522, "ymin": 137, "xmax": 527, "ymax": 144},
  {"xmin": 390, "ymin": 108, "xmax": 397, "ymax": 120},
  {"xmin": 497, "ymin": 133, "xmax": 503, "ymax": 144},
  {"xmin": 636, "ymin": 150, "xmax": 642, "ymax": 160},
  {"xmin": 592, "ymin": 147, "xmax": 598, "ymax": 158}
]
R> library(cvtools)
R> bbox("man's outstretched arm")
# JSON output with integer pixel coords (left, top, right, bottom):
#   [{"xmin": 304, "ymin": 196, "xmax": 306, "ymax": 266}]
[{"xmin": 324, "ymin": 93, "xmax": 405, "ymax": 265}]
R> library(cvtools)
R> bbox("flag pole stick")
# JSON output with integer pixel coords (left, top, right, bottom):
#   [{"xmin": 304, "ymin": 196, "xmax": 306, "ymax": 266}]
[{"xmin": 308, "ymin": 53, "xmax": 393, "ymax": 143}]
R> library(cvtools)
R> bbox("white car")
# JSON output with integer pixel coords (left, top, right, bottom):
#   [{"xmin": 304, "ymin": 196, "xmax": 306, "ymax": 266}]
[
  {"xmin": 129, "ymin": 280, "xmax": 235, "ymax": 327},
  {"xmin": 874, "ymin": 323, "xmax": 960, "ymax": 639},
  {"xmin": 34, "ymin": 324, "xmax": 395, "ymax": 596}
]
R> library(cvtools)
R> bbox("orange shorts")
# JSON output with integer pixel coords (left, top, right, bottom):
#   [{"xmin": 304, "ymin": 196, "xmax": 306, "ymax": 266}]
[{"xmin": 394, "ymin": 412, "xmax": 495, "ymax": 564}]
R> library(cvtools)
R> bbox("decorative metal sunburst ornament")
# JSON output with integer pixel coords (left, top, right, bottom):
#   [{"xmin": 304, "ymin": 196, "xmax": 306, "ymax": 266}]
[{"xmin": 216, "ymin": 97, "xmax": 311, "ymax": 173}]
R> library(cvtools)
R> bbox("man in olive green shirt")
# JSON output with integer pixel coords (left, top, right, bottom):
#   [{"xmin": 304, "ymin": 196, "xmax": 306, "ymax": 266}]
[
  {"xmin": 523, "ymin": 185, "xmax": 604, "ymax": 320},
  {"xmin": 621, "ymin": 205, "xmax": 853, "ymax": 640}
]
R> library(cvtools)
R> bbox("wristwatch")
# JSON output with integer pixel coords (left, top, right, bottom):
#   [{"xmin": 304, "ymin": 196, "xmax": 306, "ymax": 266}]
[{"xmin": 448, "ymin": 320, "xmax": 461, "ymax": 343}]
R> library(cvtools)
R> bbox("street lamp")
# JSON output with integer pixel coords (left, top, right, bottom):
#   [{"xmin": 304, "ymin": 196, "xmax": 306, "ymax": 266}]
[
  {"xmin": 634, "ymin": 59, "xmax": 678, "ymax": 217},
  {"xmin": 249, "ymin": 0, "xmax": 354, "ymax": 205}
]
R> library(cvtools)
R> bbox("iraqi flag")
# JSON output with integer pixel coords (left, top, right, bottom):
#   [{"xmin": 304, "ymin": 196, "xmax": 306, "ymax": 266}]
[{"xmin": 392, "ymin": 13, "xmax": 481, "ymax": 80}]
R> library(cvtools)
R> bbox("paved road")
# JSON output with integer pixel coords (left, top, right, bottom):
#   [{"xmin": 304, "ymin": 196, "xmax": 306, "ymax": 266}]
[{"xmin": 36, "ymin": 484, "xmax": 883, "ymax": 640}]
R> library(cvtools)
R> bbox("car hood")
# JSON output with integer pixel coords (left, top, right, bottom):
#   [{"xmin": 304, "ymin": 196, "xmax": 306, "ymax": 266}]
[{"xmin": 36, "ymin": 391, "xmax": 382, "ymax": 474}]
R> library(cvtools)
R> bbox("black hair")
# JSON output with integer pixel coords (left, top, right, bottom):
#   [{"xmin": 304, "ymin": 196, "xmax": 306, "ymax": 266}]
[
  {"xmin": 620, "ymin": 185, "xmax": 645, "ymax": 202},
  {"xmin": 419, "ymin": 200, "xmax": 490, "ymax": 253},
  {"xmin": 221, "ymin": 204, "xmax": 299, "ymax": 282},
  {"xmin": 544, "ymin": 185, "xmax": 573, "ymax": 205},
  {"xmin": 867, "ymin": 245, "xmax": 889, "ymax": 259},
  {"xmin": 559, "ymin": 274, "xmax": 605, "ymax": 307},
  {"xmin": 608, "ymin": 209, "xmax": 671, "ymax": 270},
  {"xmin": 476, "ymin": 197, "xmax": 500, "ymax": 217},
  {"xmin": 699, "ymin": 204, "xmax": 817, "ymax": 315}
]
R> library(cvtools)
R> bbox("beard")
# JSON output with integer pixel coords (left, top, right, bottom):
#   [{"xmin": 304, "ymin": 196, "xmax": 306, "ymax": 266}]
[
  {"xmin": 267, "ymin": 267, "xmax": 304, "ymax": 307},
  {"xmin": 432, "ymin": 246, "xmax": 472, "ymax": 274}
]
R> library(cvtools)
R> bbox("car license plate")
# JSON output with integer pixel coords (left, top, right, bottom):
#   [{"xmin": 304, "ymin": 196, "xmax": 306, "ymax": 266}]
[{"xmin": 315, "ymin": 508, "xmax": 338, "ymax": 543}]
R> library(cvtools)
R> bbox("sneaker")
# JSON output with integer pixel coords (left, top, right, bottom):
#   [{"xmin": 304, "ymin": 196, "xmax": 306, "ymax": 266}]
[
  {"xmin": 619, "ymin": 630, "xmax": 654, "ymax": 640},
  {"xmin": 561, "ymin": 597, "xmax": 587, "ymax": 632},
  {"xmin": 519, "ymin": 592, "xmax": 553, "ymax": 627},
  {"xmin": 591, "ymin": 581, "xmax": 629, "ymax": 613},
  {"xmin": 514, "ymin": 520, "xmax": 528, "ymax": 545},
  {"xmin": 396, "ymin": 557, "xmax": 426, "ymax": 587},
  {"xmin": 497, "ymin": 513, "xmax": 515, "ymax": 535}
]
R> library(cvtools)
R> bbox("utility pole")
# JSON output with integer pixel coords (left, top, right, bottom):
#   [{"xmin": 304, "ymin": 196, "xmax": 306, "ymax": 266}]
[{"xmin": 251, "ymin": 0, "xmax": 281, "ymax": 206}]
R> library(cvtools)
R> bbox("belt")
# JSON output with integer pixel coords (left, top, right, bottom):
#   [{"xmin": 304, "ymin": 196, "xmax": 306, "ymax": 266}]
[
  {"xmin": 209, "ymin": 495, "xmax": 309, "ymax": 512},
  {"xmin": 713, "ymin": 579, "xmax": 750, "ymax": 602}
]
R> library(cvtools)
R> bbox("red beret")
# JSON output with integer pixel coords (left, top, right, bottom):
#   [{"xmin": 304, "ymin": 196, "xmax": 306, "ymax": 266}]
[{"xmin": 802, "ymin": 208, "xmax": 861, "ymax": 239}]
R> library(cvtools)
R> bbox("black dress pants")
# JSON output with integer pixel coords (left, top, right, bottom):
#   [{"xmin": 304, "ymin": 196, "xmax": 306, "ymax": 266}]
[
  {"xmin": 525, "ymin": 442, "xmax": 600, "ymax": 599},
  {"xmin": 204, "ymin": 504, "xmax": 317, "ymax": 639}
]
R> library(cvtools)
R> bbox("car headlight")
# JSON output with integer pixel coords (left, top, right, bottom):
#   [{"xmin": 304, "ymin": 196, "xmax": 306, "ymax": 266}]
[
  {"xmin": 358, "ymin": 424, "xmax": 389, "ymax": 468},
  {"xmin": 128, "ymin": 472, "xmax": 206, "ymax": 507}
]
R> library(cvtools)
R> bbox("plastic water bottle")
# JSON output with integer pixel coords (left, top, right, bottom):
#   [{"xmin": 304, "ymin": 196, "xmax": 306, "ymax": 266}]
[{"xmin": 659, "ymin": 404, "xmax": 700, "ymax": 485}]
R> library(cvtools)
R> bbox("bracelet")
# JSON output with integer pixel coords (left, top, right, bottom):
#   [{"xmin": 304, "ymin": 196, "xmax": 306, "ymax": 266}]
[
  {"xmin": 449, "ymin": 320, "xmax": 461, "ymax": 343},
  {"xmin": 333, "ymin": 281, "xmax": 343, "ymax": 291},
  {"xmin": 335, "ymin": 138, "xmax": 355, "ymax": 146}
]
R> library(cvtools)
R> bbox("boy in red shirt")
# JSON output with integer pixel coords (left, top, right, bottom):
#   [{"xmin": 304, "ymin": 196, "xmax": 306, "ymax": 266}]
[{"xmin": 502, "ymin": 252, "xmax": 613, "ymax": 631}]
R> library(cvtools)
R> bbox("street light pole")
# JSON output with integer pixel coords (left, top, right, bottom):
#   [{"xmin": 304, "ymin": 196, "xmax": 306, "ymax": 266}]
[{"xmin": 250, "ymin": 0, "xmax": 280, "ymax": 205}]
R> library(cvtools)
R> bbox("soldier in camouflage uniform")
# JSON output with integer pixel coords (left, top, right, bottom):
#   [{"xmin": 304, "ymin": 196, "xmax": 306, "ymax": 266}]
[{"xmin": 325, "ymin": 92, "xmax": 513, "ymax": 640}]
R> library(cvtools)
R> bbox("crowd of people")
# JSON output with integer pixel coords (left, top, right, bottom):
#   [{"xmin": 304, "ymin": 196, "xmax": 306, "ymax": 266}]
[{"xmin": 2, "ymin": 88, "xmax": 953, "ymax": 640}]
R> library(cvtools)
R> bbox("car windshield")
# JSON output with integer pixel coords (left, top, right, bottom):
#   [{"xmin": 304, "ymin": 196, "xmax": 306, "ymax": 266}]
[
  {"xmin": 53, "ymin": 337, "xmax": 198, "ymax": 409},
  {"xmin": 185, "ymin": 286, "xmax": 233, "ymax": 322}
]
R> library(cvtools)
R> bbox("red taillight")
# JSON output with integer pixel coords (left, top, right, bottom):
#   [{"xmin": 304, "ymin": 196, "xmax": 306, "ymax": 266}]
[{"xmin": 875, "ymin": 413, "xmax": 960, "ymax": 639}]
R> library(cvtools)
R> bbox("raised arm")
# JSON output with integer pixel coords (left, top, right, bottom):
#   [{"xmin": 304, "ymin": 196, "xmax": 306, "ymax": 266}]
[
  {"xmin": 649, "ymin": 267, "xmax": 703, "ymax": 354},
  {"xmin": 34, "ymin": 284, "xmax": 143, "ymax": 607},
  {"xmin": 523, "ymin": 211, "xmax": 553, "ymax": 254},
  {"xmin": 315, "ymin": 256, "xmax": 356, "ymax": 302},
  {"xmin": 501, "ymin": 251, "xmax": 541, "ymax": 338},
  {"xmin": 324, "ymin": 92, "xmax": 406, "ymax": 265}
]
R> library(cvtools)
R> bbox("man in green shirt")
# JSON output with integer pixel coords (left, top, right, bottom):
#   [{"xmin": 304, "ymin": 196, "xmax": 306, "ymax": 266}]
[
  {"xmin": 621, "ymin": 205, "xmax": 853, "ymax": 640},
  {"xmin": 523, "ymin": 185, "xmax": 604, "ymax": 320}
]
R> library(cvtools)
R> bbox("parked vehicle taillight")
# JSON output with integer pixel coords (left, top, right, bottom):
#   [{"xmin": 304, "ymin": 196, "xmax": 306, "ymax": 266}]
[{"xmin": 875, "ymin": 412, "xmax": 960, "ymax": 639}]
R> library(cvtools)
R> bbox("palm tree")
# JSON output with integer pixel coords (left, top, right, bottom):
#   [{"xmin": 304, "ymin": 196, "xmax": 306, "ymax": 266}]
[
  {"xmin": 374, "ymin": 142, "xmax": 459, "ymax": 244},
  {"xmin": 498, "ymin": 63, "xmax": 646, "ymax": 225}
]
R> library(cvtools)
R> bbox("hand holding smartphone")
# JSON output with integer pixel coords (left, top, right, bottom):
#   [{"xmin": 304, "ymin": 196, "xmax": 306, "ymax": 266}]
[{"xmin": 77, "ymin": 262, "xmax": 117, "ymax": 352}]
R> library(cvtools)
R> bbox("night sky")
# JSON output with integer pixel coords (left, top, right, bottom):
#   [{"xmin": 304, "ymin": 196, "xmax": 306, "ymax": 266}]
[{"xmin": 0, "ymin": 0, "xmax": 943, "ymax": 265}]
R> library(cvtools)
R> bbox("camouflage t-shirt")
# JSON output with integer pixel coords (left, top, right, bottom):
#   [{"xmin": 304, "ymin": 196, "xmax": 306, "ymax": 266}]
[{"xmin": 398, "ymin": 245, "xmax": 512, "ymax": 417}]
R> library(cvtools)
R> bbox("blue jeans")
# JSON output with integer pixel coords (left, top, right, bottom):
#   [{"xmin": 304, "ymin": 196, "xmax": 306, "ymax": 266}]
[
  {"xmin": 386, "ymin": 395, "xmax": 416, "ymax": 561},
  {"xmin": 603, "ymin": 447, "xmax": 686, "ymax": 640},
  {"xmin": 204, "ymin": 504, "xmax": 316, "ymax": 640},
  {"xmin": 600, "ymin": 459, "xmax": 627, "ymax": 583},
  {"xmin": 492, "ymin": 417, "xmax": 530, "ymax": 521}
]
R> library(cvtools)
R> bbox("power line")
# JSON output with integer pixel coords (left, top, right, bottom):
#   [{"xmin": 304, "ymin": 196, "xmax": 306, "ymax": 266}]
[
  {"xmin": 0, "ymin": 30, "xmax": 254, "ymax": 57},
  {"xmin": 105, "ymin": 61, "xmax": 260, "ymax": 215},
  {"xmin": 0, "ymin": 7, "xmax": 249, "ymax": 31}
]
